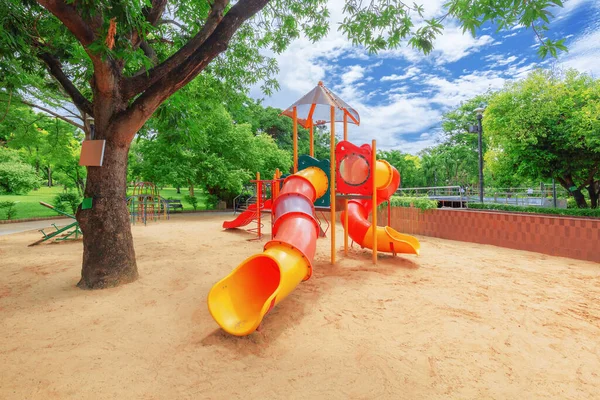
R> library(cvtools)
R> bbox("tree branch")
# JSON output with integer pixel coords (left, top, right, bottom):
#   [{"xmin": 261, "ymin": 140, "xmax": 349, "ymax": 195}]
[
  {"xmin": 122, "ymin": 0, "xmax": 231, "ymax": 99},
  {"xmin": 114, "ymin": 0, "xmax": 270, "ymax": 142},
  {"xmin": 160, "ymin": 19, "xmax": 186, "ymax": 30},
  {"xmin": 144, "ymin": 0, "xmax": 169, "ymax": 26},
  {"xmin": 15, "ymin": 99, "xmax": 85, "ymax": 130},
  {"xmin": 37, "ymin": 51, "xmax": 94, "ymax": 116},
  {"xmin": 36, "ymin": 0, "xmax": 96, "ymax": 46}
]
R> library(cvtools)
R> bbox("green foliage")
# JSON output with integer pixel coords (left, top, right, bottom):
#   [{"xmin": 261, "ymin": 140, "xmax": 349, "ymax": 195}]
[
  {"xmin": 0, "ymin": 200, "xmax": 17, "ymax": 220},
  {"xmin": 134, "ymin": 78, "xmax": 293, "ymax": 203},
  {"xmin": 484, "ymin": 68, "xmax": 600, "ymax": 208},
  {"xmin": 376, "ymin": 151, "xmax": 417, "ymax": 187},
  {"xmin": 184, "ymin": 195, "xmax": 199, "ymax": 211},
  {"xmin": 53, "ymin": 192, "xmax": 81, "ymax": 214},
  {"xmin": 468, "ymin": 202, "xmax": 600, "ymax": 219},
  {"xmin": 338, "ymin": 0, "xmax": 567, "ymax": 57},
  {"xmin": 387, "ymin": 196, "xmax": 438, "ymax": 210},
  {"xmin": 0, "ymin": 148, "xmax": 42, "ymax": 194},
  {"xmin": 0, "ymin": 105, "xmax": 86, "ymax": 193}
]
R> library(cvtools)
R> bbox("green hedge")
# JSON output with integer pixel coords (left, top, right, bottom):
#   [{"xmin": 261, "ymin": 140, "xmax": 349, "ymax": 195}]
[
  {"xmin": 386, "ymin": 196, "xmax": 438, "ymax": 211},
  {"xmin": 468, "ymin": 202, "xmax": 600, "ymax": 218}
]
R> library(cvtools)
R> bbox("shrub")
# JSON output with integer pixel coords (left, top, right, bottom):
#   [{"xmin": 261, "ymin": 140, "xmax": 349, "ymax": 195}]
[
  {"xmin": 0, "ymin": 161, "xmax": 41, "ymax": 194},
  {"xmin": 53, "ymin": 192, "xmax": 82, "ymax": 214},
  {"xmin": 467, "ymin": 202, "xmax": 600, "ymax": 218},
  {"xmin": 387, "ymin": 196, "xmax": 438, "ymax": 210},
  {"xmin": 0, "ymin": 201, "xmax": 17, "ymax": 220},
  {"xmin": 184, "ymin": 195, "xmax": 199, "ymax": 210}
]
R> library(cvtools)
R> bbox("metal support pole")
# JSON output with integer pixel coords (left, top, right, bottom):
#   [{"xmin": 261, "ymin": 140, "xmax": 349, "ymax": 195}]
[
  {"xmin": 552, "ymin": 178, "xmax": 557, "ymax": 208},
  {"xmin": 477, "ymin": 113, "xmax": 484, "ymax": 203},
  {"xmin": 343, "ymin": 112, "xmax": 348, "ymax": 256},
  {"xmin": 372, "ymin": 139, "xmax": 378, "ymax": 265},
  {"xmin": 256, "ymin": 172, "xmax": 261, "ymax": 239},
  {"xmin": 293, "ymin": 106, "xmax": 298, "ymax": 173},
  {"xmin": 330, "ymin": 106, "xmax": 336, "ymax": 265},
  {"xmin": 309, "ymin": 124, "xmax": 314, "ymax": 158}
]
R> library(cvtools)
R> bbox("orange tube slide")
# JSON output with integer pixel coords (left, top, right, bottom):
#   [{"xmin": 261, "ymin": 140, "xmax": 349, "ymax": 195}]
[
  {"xmin": 341, "ymin": 159, "xmax": 420, "ymax": 255},
  {"xmin": 207, "ymin": 167, "xmax": 328, "ymax": 336}
]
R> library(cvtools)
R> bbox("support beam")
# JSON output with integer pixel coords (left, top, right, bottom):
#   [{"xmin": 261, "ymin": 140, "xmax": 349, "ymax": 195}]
[
  {"xmin": 293, "ymin": 106, "xmax": 298, "ymax": 173},
  {"xmin": 343, "ymin": 112, "xmax": 348, "ymax": 255},
  {"xmin": 372, "ymin": 139, "xmax": 377, "ymax": 265},
  {"xmin": 330, "ymin": 106, "xmax": 336, "ymax": 265},
  {"xmin": 309, "ymin": 124, "xmax": 314, "ymax": 158}
]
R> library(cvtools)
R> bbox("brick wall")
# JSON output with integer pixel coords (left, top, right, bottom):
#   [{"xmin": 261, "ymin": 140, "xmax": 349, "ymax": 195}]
[{"xmin": 376, "ymin": 207, "xmax": 600, "ymax": 263}]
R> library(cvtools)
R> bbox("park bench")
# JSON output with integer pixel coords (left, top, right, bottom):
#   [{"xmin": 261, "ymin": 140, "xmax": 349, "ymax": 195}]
[{"xmin": 165, "ymin": 199, "xmax": 184, "ymax": 212}]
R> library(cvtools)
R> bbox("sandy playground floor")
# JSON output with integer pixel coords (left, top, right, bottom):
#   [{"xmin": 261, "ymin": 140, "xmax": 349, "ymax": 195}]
[{"xmin": 1, "ymin": 213, "xmax": 599, "ymax": 399}]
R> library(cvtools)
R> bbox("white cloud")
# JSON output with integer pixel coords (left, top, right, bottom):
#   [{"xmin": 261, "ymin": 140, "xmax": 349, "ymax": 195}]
[
  {"xmin": 381, "ymin": 67, "xmax": 421, "ymax": 81},
  {"xmin": 341, "ymin": 65, "xmax": 365, "ymax": 86},
  {"xmin": 556, "ymin": 27, "xmax": 600, "ymax": 76},
  {"xmin": 248, "ymin": 0, "xmax": 599, "ymax": 156}
]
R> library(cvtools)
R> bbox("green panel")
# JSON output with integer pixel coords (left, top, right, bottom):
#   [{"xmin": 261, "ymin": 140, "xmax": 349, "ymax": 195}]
[
  {"xmin": 81, "ymin": 197, "xmax": 93, "ymax": 210},
  {"xmin": 298, "ymin": 155, "xmax": 331, "ymax": 207}
]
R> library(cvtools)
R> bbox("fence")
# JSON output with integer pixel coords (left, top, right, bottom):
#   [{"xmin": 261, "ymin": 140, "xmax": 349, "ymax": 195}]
[
  {"xmin": 395, "ymin": 185, "xmax": 568, "ymax": 209},
  {"xmin": 376, "ymin": 206, "xmax": 599, "ymax": 263}
]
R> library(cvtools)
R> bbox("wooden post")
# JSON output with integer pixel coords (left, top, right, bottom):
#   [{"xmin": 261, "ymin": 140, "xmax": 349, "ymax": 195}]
[
  {"xmin": 293, "ymin": 107, "xmax": 298, "ymax": 173},
  {"xmin": 372, "ymin": 140, "xmax": 377, "ymax": 265},
  {"xmin": 343, "ymin": 112, "xmax": 348, "ymax": 255},
  {"xmin": 330, "ymin": 106, "xmax": 336, "ymax": 265},
  {"xmin": 256, "ymin": 171, "xmax": 261, "ymax": 239},
  {"xmin": 309, "ymin": 124, "xmax": 314, "ymax": 157},
  {"xmin": 387, "ymin": 199, "xmax": 391, "ymax": 227}
]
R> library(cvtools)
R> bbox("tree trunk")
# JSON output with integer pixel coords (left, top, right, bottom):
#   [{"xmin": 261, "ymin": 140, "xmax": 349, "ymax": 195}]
[
  {"xmin": 76, "ymin": 138, "xmax": 138, "ymax": 289},
  {"xmin": 558, "ymin": 175, "xmax": 589, "ymax": 208},
  {"xmin": 176, "ymin": 186, "xmax": 180, "ymax": 194},
  {"xmin": 47, "ymin": 166, "xmax": 53, "ymax": 187},
  {"xmin": 188, "ymin": 183, "xmax": 195, "ymax": 197},
  {"xmin": 75, "ymin": 167, "xmax": 83, "ymax": 196},
  {"xmin": 588, "ymin": 181, "xmax": 599, "ymax": 209},
  {"xmin": 571, "ymin": 189, "xmax": 588, "ymax": 208}
]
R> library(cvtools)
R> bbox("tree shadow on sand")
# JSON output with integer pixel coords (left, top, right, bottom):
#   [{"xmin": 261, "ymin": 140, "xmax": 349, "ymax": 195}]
[
  {"xmin": 199, "ymin": 291, "xmax": 319, "ymax": 356},
  {"xmin": 198, "ymin": 245, "xmax": 420, "ymax": 354}
]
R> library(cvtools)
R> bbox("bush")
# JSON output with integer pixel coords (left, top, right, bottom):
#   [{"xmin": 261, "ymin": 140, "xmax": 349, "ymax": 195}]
[
  {"xmin": 0, "ymin": 161, "xmax": 41, "ymax": 194},
  {"xmin": 184, "ymin": 195, "xmax": 199, "ymax": 210},
  {"xmin": 468, "ymin": 202, "xmax": 600, "ymax": 218},
  {"xmin": 53, "ymin": 192, "xmax": 82, "ymax": 214},
  {"xmin": 0, "ymin": 201, "xmax": 17, "ymax": 220},
  {"xmin": 204, "ymin": 194, "xmax": 219, "ymax": 209},
  {"xmin": 387, "ymin": 196, "xmax": 438, "ymax": 210}
]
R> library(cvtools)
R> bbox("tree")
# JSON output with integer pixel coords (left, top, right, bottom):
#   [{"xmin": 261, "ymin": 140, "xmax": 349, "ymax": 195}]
[
  {"xmin": 1, "ymin": 0, "xmax": 570, "ymax": 289},
  {"xmin": 484, "ymin": 69, "xmax": 600, "ymax": 208},
  {"xmin": 377, "ymin": 150, "xmax": 424, "ymax": 188}
]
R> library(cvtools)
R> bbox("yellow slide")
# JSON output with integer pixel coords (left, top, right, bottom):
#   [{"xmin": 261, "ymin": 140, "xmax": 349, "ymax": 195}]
[{"xmin": 208, "ymin": 167, "xmax": 329, "ymax": 336}]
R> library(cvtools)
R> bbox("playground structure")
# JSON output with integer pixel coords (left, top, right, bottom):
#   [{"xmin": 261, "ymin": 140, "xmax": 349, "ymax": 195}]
[
  {"xmin": 210, "ymin": 82, "xmax": 421, "ymax": 336},
  {"xmin": 126, "ymin": 182, "xmax": 169, "ymax": 225},
  {"xmin": 222, "ymin": 171, "xmax": 279, "ymax": 239},
  {"xmin": 28, "ymin": 202, "xmax": 82, "ymax": 246}
]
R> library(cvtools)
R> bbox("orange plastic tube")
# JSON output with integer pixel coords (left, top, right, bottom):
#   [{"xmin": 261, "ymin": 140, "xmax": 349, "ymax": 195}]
[
  {"xmin": 208, "ymin": 167, "xmax": 328, "ymax": 336},
  {"xmin": 341, "ymin": 159, "xmax": 420, "ymax": 256}
]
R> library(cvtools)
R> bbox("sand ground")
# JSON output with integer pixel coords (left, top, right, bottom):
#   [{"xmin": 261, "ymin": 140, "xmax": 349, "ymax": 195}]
[{"xmin": 1, "ymin": 213, "xmax": 599, "ymax": 399}]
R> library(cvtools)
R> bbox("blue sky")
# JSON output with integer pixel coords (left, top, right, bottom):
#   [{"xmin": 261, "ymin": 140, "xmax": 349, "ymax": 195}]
[{"xmin": 250, "ymin": 0, "xmax": 600, "ymax": 154}]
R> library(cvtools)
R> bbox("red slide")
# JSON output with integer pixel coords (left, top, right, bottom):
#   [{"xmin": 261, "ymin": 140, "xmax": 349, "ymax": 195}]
[{"xmin": 222, "ymin": 199, "xmax": 272, "ymax": 229}]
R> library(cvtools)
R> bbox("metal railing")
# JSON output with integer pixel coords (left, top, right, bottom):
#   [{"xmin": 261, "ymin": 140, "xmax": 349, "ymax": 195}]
[
  {"xmin": 395, "ymin": 186, "xmax": 468, "ymax": 208},
  {"xmin": 395, "ymin": 186, "xmax": 568, "ymax": 209}
]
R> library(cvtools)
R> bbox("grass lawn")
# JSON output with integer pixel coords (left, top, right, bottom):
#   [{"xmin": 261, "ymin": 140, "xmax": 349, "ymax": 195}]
[{"xmin": 0, "ymin": 186, "xmax": 210, "ymax": 221}]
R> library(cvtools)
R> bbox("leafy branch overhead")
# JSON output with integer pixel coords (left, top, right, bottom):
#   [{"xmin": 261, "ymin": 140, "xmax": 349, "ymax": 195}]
[{"xmin": 1, "ymin": 0, "xmax": 568, "ymax": 126}]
